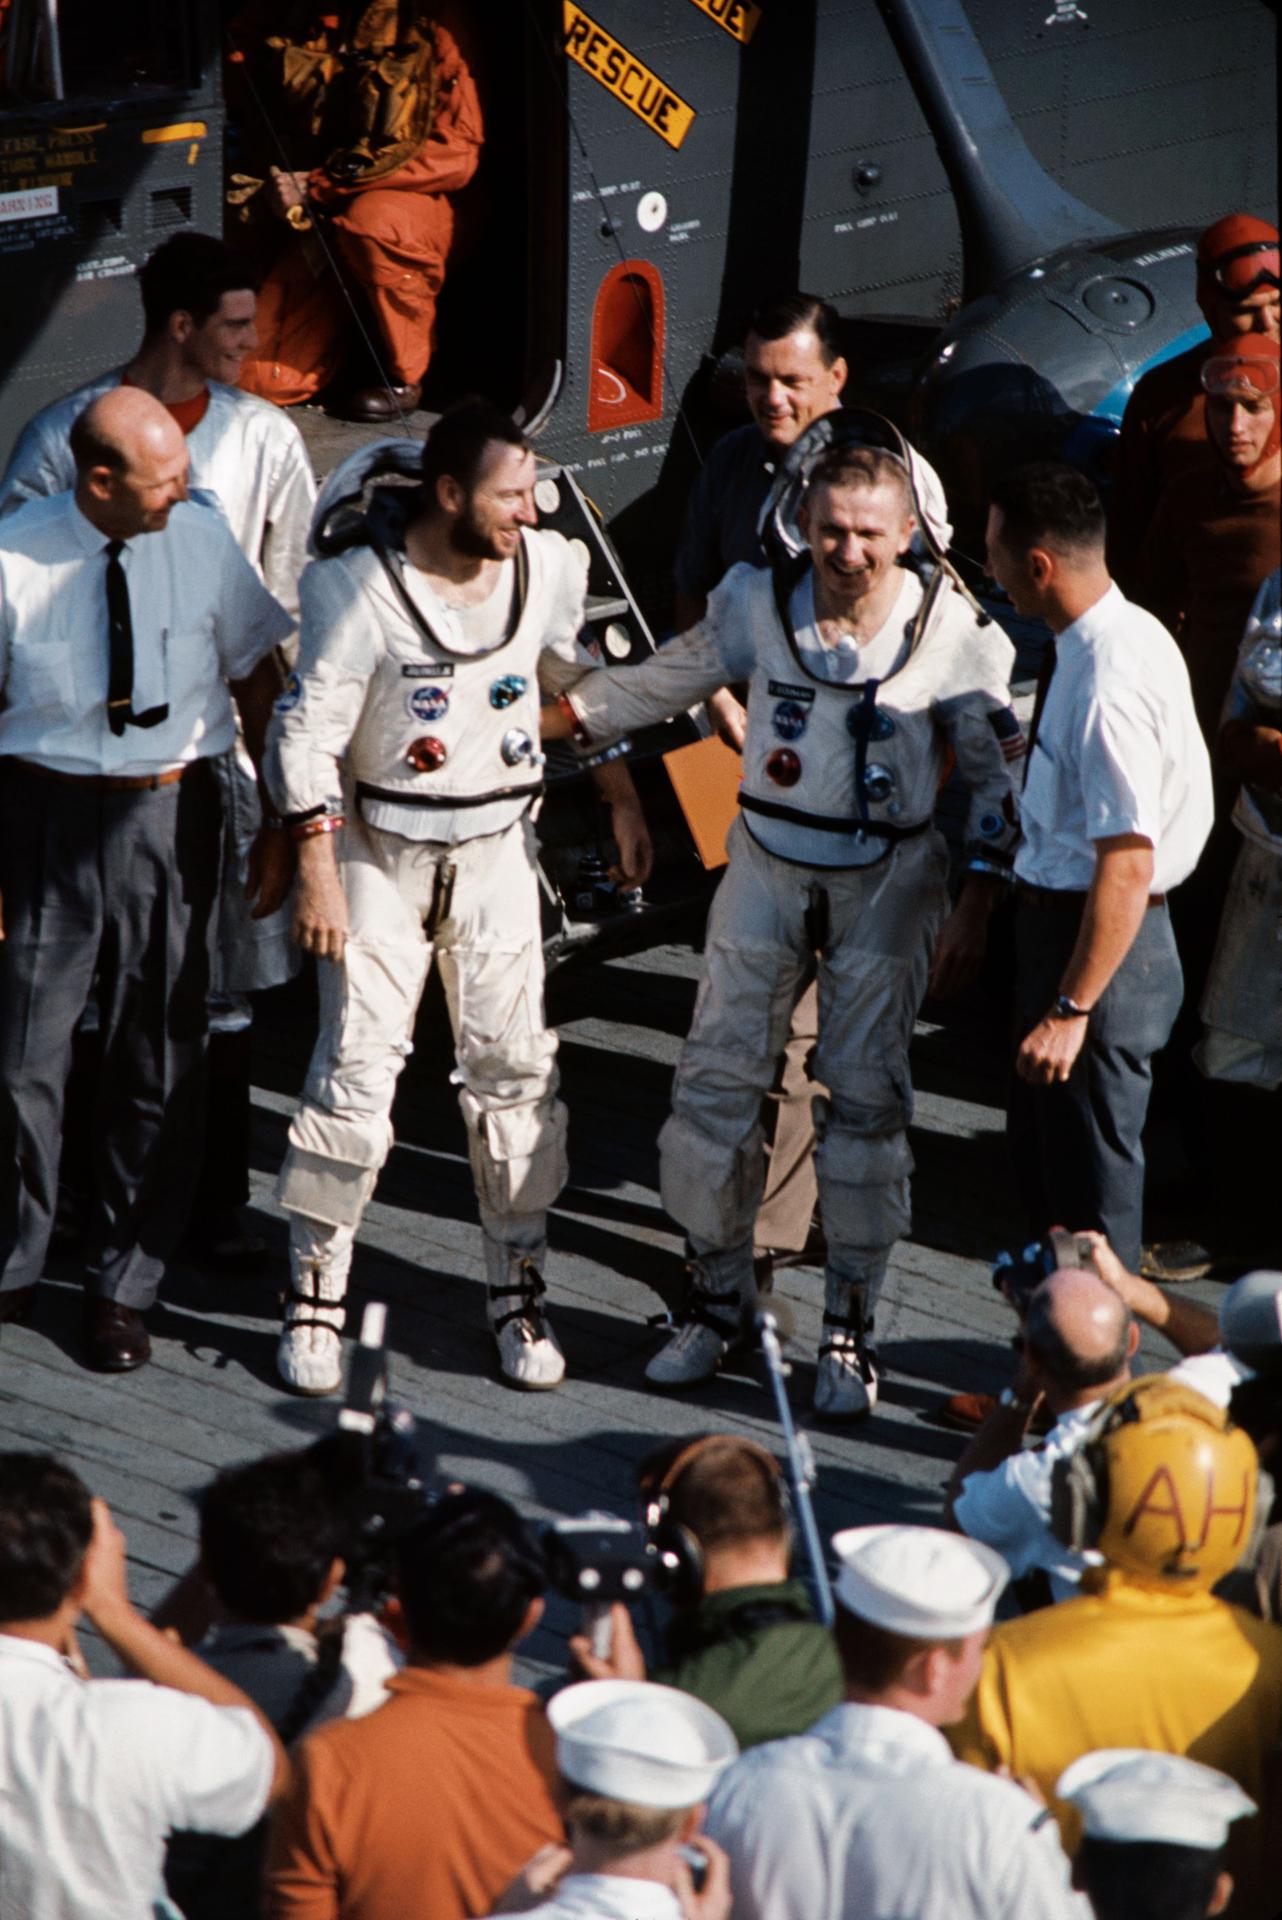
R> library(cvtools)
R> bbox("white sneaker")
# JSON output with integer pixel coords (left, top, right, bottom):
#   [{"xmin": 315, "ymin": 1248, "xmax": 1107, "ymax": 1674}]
[
  {"xmin": 277, "ymin": 1295, "xmax": 346, "ymax": 1396},
  {"xmin": 645, "ymin": 1316, "xmax": 733, "ymax": 1387},
  {"xmin": 814, "ymin": 1325, "xmax": 880, "ymax": 1421},
  {"xmin": 489, "ymin": 1260, "xmax": 565, "ymax": 1390}
]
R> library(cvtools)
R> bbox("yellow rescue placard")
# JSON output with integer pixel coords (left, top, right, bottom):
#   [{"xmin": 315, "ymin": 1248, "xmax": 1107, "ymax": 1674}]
[
  {"xmin": 685, "ymin": 0, "xmax": 762, "ymax": 43},
  {"xmin": 563, "ymin": 5, "xmax": 696, "ymax": 151}
]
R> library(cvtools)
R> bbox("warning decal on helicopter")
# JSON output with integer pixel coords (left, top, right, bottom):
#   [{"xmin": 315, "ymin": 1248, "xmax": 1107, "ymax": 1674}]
[
  {"xmin": 563, "ymin": 5, "xmax": 696, "ymax": 150},
  {"xmin": 685, "ymin": 0, "xmax": 762, "ymax": 43}
]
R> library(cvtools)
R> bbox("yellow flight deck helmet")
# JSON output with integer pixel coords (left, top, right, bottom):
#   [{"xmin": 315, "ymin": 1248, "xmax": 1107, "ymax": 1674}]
[{"xmin": 1051, "ymin": 1375, "xmax": 1260, "ymax": 1591}]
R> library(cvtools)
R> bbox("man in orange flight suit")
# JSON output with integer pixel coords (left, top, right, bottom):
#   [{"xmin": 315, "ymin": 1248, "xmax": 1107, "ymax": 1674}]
[
  {"xmin": 230, "ymin": 5, "xmax": 482, "ymax": 421},
  {"xmin": 1108, "ymin": 211, "xmax": 1279, "ymax": 592}
]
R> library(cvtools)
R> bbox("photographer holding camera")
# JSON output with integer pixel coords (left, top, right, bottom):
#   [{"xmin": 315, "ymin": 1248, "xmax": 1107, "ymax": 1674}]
[
  {"xmin": 569, "ymin": 1435, "xmax": 842, "ymax": 1749},
  {"xmin": 265, "ymin": 1488, "xmax": 564, "ymax": 1920},
  {"xmin": 944, "ymin": 1263, "xmax": 1139, "ymax": 1605},
  {"xmin": 156, "ymin": 1449, "xmax": 402, "ymax": 1920}
]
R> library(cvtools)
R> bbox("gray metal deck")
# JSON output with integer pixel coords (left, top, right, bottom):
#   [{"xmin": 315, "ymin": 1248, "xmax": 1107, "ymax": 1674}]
[{"xmin": 0, "ymin": 933, "xmax": 1216, "ymax": 1684}]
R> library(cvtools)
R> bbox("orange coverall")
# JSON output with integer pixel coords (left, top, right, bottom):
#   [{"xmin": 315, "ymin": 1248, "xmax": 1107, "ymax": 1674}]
[{"xmin": 238, "ymin": 21, "xmax": 482, "ymax": 404}]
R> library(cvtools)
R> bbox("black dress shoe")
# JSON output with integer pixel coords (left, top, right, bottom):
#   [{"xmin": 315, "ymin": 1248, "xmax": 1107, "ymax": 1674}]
[
  {"xmin": 334, "ymin": 381, "xmax": 422, "ymax": 422},
  {"xmin": 83, "ymin": 1299, "xmax": 151, "ymax": 1373},
  {"xmin": 0, "ymin": 1285, "xmax": 37, "ymax": 1327}
]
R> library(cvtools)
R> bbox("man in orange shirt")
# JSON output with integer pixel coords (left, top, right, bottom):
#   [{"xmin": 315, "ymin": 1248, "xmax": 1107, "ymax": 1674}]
[
  {"xmin": 265, "ymin": 1489, "xmax": 562, "ymax": 1920},
  {"xmin": 1108, "ymin": 212, "xmax": 1278, "ymax": 593}
]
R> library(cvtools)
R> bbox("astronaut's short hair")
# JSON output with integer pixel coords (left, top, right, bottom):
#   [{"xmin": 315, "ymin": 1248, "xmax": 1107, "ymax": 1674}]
[
  {"xmin": 808, "ymin": 445, "xmax": 912, "ymax": 517},
  {"xmin": 421, "ymin": 398, "xmax": 529, "ymax": 496}
]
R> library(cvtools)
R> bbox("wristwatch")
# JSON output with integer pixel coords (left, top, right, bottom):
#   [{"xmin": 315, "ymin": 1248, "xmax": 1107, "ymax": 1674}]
[{"xmin": 1049, "ymin": 993, "xmax": 1090, "ymax": 1020}]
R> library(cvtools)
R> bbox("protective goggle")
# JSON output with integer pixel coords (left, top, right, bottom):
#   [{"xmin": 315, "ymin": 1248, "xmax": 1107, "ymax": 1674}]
[
  {"xmin": 1201, "ymin": 354, "xmax": 1281, "ymax": 398},
  {"xmin": 1201, "ymin": 240, "xmax": 1281, "ymax": 300}
]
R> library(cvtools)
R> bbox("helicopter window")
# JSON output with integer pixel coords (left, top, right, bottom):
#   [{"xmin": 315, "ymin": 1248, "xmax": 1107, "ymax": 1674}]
[{"xmin": 588, "ymin": 258, "xmax": 664, "ymax": 433}]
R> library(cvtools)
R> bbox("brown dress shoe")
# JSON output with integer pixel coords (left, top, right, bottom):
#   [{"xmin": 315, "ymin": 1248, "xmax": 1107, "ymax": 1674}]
[
  {"xmin": 83, "ymin": 1299, "xmax": 151, "ymax": 1373},
  {"xmin": 336, "ymin": 382, "xmax": 422, "ymax": 422},
  {"xmin": 0, "ymin": 1285, "xmax": 37, "ymax": 1327}
]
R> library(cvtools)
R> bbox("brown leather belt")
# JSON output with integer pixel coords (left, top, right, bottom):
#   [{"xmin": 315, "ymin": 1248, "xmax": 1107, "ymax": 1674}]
[
  {"xmin": 7, "ymin": 757, "xmax": 194, "ymax": 793},
  {"xmin": 1016, "ymin": 881, "xmax": 1166, "ymax": 910}
]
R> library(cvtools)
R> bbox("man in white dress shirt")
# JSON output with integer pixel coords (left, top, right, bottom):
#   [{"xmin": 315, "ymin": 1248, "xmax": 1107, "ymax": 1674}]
[
  {"xmin": 0, "ymin": 388, "xmax": 289, "ymax": 1370},
  {"xmin": 489, "ymin": 1678, "xmax": 737, "ymax": 1920},
  {"xmin": 0, "ymin": 1449, "xmax": 287, "ymax": 1920},
  {"xmin": 988, "ymin": 464, "xmax": 1213, "ymax": 1273},
  {"xmin": 704, "ymin": 1525, "xmax": 1082, "ymax": 1920},
  {"xmin": 0, "ymin": 230, "xmax": 316, "ymax": 1266}
]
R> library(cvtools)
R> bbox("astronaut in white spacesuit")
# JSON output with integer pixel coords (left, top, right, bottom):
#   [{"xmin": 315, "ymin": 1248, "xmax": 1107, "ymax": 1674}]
[
  {"xmin": 265, "ymin": 401, "xmax": 612, "ymax": 1395},
  {"xmin": 544, "ymin": 444, "xmax": 1023, "ymax": 1418}
]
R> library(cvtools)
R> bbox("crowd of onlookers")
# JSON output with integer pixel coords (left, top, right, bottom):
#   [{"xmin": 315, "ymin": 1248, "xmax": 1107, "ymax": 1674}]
[{"xmin": 0, "ymin": 1244, "xmax": 1278, "ymax": 1918}]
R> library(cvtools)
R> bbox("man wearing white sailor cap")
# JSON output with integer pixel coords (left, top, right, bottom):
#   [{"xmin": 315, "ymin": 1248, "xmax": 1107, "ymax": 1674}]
[
  {"xmin": 489, "ymin": 1679, "xmax": 738, "ymax": 1919},
  {"xmin": 703, "ymin": 1524, "xmax": 1083, "ymax": 1920},
  {"xmin": 1057, "ymin": 1749, "xmax": 1255, "ymax": 1920}
]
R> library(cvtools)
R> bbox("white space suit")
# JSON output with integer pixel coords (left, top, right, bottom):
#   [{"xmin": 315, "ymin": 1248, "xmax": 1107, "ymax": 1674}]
[
  {"xmin": 565, "ymin": 554, "xmax": 1021, "ymax": 1408},
  {"xmin": 265, "ymin": 503, "xmax": 590, "ymax": 1390},
  {"xmin": 0, "ymin": 372, "xmax": 316, "ymax": 999}
]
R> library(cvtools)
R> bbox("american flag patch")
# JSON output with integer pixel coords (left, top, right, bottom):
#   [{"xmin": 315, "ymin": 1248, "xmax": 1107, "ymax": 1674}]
[{"xmin": 988, "ymin": 707, "xmax": 1026, "ymax": 760}]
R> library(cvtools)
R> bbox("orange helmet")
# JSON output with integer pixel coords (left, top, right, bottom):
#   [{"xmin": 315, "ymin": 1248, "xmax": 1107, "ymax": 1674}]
[{"xmin": 1053, "ymin": 1376, "xmax": 1259, "ymax": 1591}]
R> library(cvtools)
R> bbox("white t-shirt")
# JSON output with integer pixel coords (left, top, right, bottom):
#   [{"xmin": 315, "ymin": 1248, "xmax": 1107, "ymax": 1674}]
[
  {"xmin": 0, "ymin": 1635, "xmax": 274, "ymax": 1920},
  {"xmin": 954, "ymin": 1403, "xmax": 1105, "ymax": 1602},
  {"xmin": 488, "ymin": 1876, "xmax": 683, "ymax": 1919},
  {"xmin": 0, "ymin": 493, "xmax": 291, "ymax": 777},
  {"xmin": 1016, "ymin": 583, "xmax": 1212, "ymax": 893}
]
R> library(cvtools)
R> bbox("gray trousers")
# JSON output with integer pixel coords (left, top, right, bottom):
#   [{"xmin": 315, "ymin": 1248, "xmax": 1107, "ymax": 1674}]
[
  {"xmin": 1007, "ymin": 898, "xmax": 1184, "ymax": 1273},
  {"xmin": 0, "ymin": 761, "xmax": 221, "ymax": 1307}
]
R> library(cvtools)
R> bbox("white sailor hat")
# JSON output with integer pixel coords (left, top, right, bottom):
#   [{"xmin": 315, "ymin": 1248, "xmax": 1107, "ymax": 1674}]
[
  {"xmin": 830, "ymin": 1524, "xmax": 1009, "ymax": 1637},
  {"xmin": 1220, "ymin": 1270, "xmax": 1282, "ymax": 1378},
  {"xmin": 548, "ymin": 1680, "xmax": 739, "ymax": 1809},
  {"xmin": 1057, "ymin": 1749, "xmax": 1256, "ymax": 1849}
]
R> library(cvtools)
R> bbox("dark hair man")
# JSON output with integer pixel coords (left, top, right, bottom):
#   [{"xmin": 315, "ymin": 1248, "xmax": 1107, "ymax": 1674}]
[
  {"xmin": 544, "ymin": 440, "xmax": 1020, "ymax": 1419},
  {"xmin": 265, "ymin": 1489, "xmax": 563, "ymax": 1920},
  {"xmin": 160, "ymin": 1450, "xmax": 400, "ymax": 1920},
  {"xmin": 0, "ymin": 387, "xmax": 290, "ymax": 1369},
  {"xmin": 988, "ymin": 462, "xmax": 1213, "ymax": 1274},
  {"xmin": 0, "ymin": 228, "xmax": 317, "ymax": 1277},
  {"xmin": 703, "ymin": 1525, "xmax": 1078, "ymax": 1919},
  {"xmin": 1109, "ymin": 212, "xmax": 1279, "ymax": 590},
  {"xmin": 570, "ymin": 1433, "xmax": 842, "ymax": 1747},
  {"xmin": 0, "ymin": 1451, "xmax": 287, "ymax": 1920},
  {"xmin": 1058, "ymin": 1749, "xmax": 1254, "ymax": 1920},
  {"xmin": 946, "ymin": 1265, "xmax": 1138, "ymax": 1604},
  {"xmin": 264, "ymin": 398, "xmax": 645, "ymax": 1395}
]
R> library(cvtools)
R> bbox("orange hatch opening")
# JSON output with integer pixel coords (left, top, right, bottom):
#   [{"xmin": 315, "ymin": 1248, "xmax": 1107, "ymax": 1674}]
[{"xmin": 588, "ymin": 259, "xmax": 664, "ymax": 432}]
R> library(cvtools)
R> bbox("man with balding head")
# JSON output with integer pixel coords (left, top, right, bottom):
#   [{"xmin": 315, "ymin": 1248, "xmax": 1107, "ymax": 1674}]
[
  {"xmin": 0, "ymin": 387, "xmax": 290, "ymax": 1371},
  {"xmin": 946, "ymin": 1266, "xmax": 1139, "ymax": 1605}
]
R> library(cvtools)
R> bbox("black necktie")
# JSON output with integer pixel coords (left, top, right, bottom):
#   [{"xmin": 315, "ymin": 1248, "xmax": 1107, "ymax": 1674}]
[
  {"xmin": 104, "ymin": 540, "xmax": 168, "ymax": 734},
  {"xmin": 104, "ymin": 539, "xmax": 133, "ymax": 736},
  {"xmin": 1022, "ymin": 638, "xmax": 1058, "ymax": 790}
]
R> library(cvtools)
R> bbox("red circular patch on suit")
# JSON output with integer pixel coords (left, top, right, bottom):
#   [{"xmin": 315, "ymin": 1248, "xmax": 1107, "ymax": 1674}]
[
  {"xmin": 765, "ymin": 748, "xmax": 802, "ymax": 788},
  {"xmin": 406, "ymin": 736, "xmax": 448, "ymax": 773}
]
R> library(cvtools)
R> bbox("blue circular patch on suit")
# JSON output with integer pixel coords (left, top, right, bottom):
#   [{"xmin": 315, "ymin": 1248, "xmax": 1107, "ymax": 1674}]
[
  {"xmin": 979, "ymin": 812, "xmax": 1003, "ymax": 838},
  {"xmin": 407, "ymin": 684, "xmax": 450, "ymax": 723},
  {"xmin": 772, "ymin": 700, "xmax": 809, "ymax": 742},
  {"xmin": 273, "ymin": 671, "xmax": 302, "ymax": 714},
  {"xmin": 490, "ymin": 673, "xmax": 528, "ymax": 710}
]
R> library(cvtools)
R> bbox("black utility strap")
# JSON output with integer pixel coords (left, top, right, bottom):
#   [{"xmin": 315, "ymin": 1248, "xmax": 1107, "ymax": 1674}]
[
  {"xmin": 739, "ymin": 791, "xmax": 930, "ymax": 840},
  {"xmin": 356, "ymin": 778, "xmax": 543, "ymax": 811}
]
